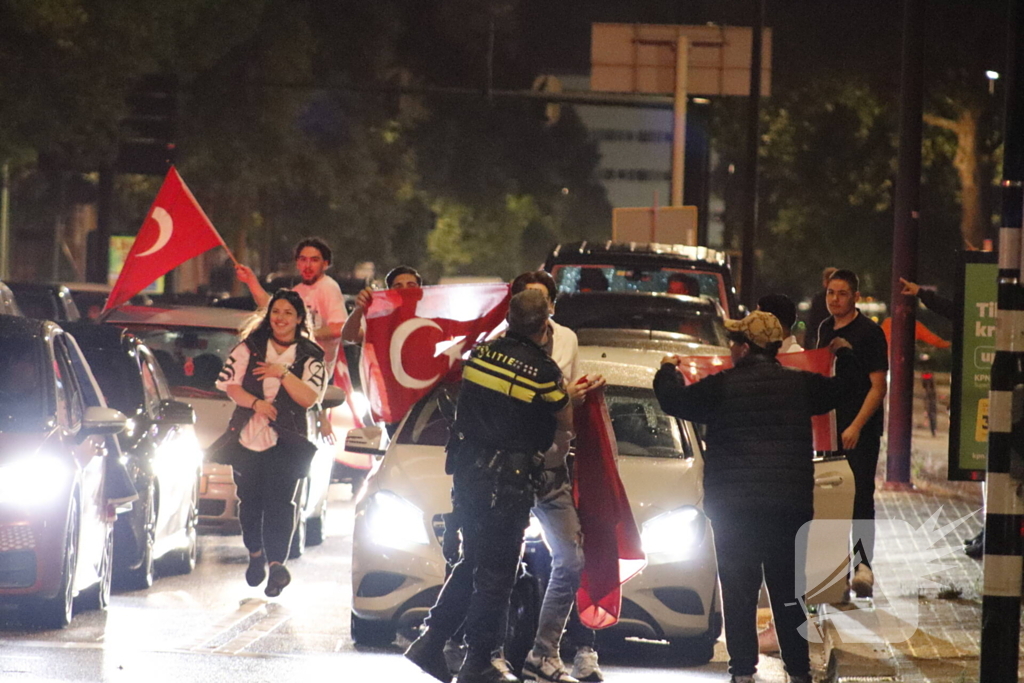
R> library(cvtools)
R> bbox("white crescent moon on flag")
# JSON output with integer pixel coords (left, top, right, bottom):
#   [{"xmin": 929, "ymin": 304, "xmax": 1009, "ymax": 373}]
[
  {"xmin": 390, "ymin": 318, "xmax": 443, "ymax": 389},
  {"xmin": 137, "ymin": 207, "xmax": 174, "ymax": 257}
]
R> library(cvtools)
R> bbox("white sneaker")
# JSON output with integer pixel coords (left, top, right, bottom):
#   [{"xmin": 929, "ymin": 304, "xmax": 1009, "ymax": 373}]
[
  {"xmin": 522, "ymin": 651, "xmax": 578, "ymax": 683},
  {"xmin": 571, "ymin": 646, "xmax": 604, "ymax": 682},
  {"xmin": 851, "ymin": 564, "xmax": 874, "ymax": 598}
]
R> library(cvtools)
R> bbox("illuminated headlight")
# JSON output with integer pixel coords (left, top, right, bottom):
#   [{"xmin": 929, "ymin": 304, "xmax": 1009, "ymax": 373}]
[
  {"xmin": 366, "ymin": 491, "xmax": 429, "ymax": 548},
  {"xmin": 641, "ymin": 506, "xmax": 705, "ymax": 559},
  {"xmin": 0, "ymin": 456, "xmax": 70, "ymax": 506}
]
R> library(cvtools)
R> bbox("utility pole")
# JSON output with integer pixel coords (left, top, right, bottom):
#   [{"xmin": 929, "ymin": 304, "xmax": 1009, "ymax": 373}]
[
  {"xmin": 979, "ymin": 1, "xmax": 1024, "ymax": 680},
  {"xmin": 885, "ymin": 0, "xmax": 925, "ymax": 487},
  {"xmin": 740, "ymin": 0, "xmax": 764, "ymax": 307}
]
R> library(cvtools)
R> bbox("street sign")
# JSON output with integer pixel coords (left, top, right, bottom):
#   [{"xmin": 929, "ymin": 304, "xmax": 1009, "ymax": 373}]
[
  {"xmin": 591, "ymin": 23, "xmax": 772, "ymax": 97},
  {"xmin": 949, "ymin": 251, "xmax": 996, "ymax": 480}
]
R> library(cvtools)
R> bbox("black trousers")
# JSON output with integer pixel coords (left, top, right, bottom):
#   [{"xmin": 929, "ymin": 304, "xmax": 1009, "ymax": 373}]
[
  {"xmin": 711, "ymin": 506, "xmax": 811, "ymax": 679},
  {"xmin": 847, "ymin": 430, "xmax": 881, "ymax": 568},
  {"xmin": 423, "ymin": 461, "xmax": 533, "ymax": 664},
  {"xmin": 232, "ymin": 445, "xmax": 302, "ymax": 565}
]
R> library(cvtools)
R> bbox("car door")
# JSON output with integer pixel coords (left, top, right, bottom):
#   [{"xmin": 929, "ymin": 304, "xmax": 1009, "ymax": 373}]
[
  {"xmin": 807, "ymin": 455, "xmax": 856, "ymax": 605},
  {"xmin": 53, "ymin": 333, "xmax": 107, "ymax": 591}
]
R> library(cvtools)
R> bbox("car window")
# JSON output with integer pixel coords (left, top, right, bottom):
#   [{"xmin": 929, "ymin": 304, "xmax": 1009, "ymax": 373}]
[
  {"xmin": 121, "ymin": 326, "xmax": 239, "ymax": 398},
  {"xmin": 11, "ymin": 287, "xmax": 60, "ymax": 321},
  {"xmin": 53, "ymin": 335, "xmax": 85, "ymax": 430},
  {"xmin": 396, "ymin": 383, "xmax": 460, "ymax": 447},
  {"xmin": 78, "ymin": 347, "xmax": 143, "ymax": 416},
  {"xmin": 140, "ymin": 360, "xmax": 162, "ymax": 415},
  {"xmin": 552, "ymin": 265, "xmax": 725, "ymax": 304},
  {"xmin": 139, "ymin": 347, "xmax": 172, "ymax": 401},
  {"xmin": 606, "ymin": 385, "xmax": 691, "ymax": 459},
  {"xmin": 0, "ymin": 335, "xmax": 48, "ymax": 424}
]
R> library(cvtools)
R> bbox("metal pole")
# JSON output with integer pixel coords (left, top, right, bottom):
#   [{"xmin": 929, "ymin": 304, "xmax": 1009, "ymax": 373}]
[
  {"xmin": 89, "ymin": 168, "xmax": 114, "ymax": 284},
  {"xmin": 885, "ymin": 0, "xmax": 925, "ymax": 486},
  {"xmin": 0, "ymin": 161, "xmax": 9, "ymax": 281},
  {"xmin": 740, "ymin": 0, "xmax": 764, "ymax": 307},
  {"xmin": 671, "ymin": 35, "xmax": 689, "ymax": 207},
  {"xmin": 980, "ymin": 1, "xmax": 1024, "ymax": 680}
]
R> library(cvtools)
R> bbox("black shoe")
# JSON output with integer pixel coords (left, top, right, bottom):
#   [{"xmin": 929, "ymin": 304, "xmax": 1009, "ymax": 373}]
[
  {"xmin": 264, "ymin": 563, "xmax": 291, "ymax": 597},
  {"xmin": 245, "ymin": 554, "xmax": 267, "ymax": 587},
  {"xmin": 965, "ymin": 531, "xmax": 984, "ymax": 559},
  {"xmin": 405, "ymin": 630, "xmax": 453, "ymax": 683},
  {"xmin": 458, "ymin": 657, "xmax": 520, "ymax": 683}
]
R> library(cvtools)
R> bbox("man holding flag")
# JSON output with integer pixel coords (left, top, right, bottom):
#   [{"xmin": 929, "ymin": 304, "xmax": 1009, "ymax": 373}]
[{"xmin": 653, "ymin": 311, "xmax": 856, "ymax": 683}]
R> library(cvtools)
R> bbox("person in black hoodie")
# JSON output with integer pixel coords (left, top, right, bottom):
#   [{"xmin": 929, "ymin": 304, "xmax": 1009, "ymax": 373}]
[
  {"xmin": 216, "ymin": 289, "xmax": 326, "ymax": 597},
  {"xmin": 653, "ymin": 310, "xmax": 855, "ymax": 683}
]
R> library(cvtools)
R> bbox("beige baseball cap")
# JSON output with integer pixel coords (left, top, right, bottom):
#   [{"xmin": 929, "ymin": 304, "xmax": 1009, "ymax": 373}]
[{"xmin": 724, "ymin": 310, "xmax": 785, "ymax": 348}]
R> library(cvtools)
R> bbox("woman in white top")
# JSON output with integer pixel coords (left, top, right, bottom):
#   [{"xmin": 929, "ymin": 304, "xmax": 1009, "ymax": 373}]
[{"xmin": 215, "ymin": 290, "xmax": 326, "ymax": 597}]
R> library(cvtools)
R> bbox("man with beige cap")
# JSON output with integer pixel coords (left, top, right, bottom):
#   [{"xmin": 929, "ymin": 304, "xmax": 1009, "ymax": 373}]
[{"xmin": 653, "ymin": 311, "xmax": 856, "ymax": 683}]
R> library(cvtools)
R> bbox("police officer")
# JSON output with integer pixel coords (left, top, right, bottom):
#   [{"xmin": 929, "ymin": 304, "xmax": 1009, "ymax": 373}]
[{"xmin": 405, "ymin": 289, "xmax": 573, "ymax": 683}]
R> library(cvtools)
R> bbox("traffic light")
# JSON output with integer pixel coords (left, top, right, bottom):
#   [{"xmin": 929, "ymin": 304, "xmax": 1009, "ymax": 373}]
[{"xmin": 117, "ymin": 75, "xmax": 177, "ymax": 175}]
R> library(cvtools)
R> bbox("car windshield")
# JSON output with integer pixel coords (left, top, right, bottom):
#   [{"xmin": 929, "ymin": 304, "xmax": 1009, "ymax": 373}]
[
  {"xmin": 552, "ymin": 265, "xmax": 724, "ymax": 302},
  {"xmin": 78, "ymin": 348, "xmax": 143, "ymax": 415},
  {"xmin": 0, "ymin": 336, "xmax": 47, "ymax": 425},
  {"xmin": 117, "ymin": 326, "xmax": 239, "ymax": 398},
  {"xmin": 10, "ymin": 287, "xmax": 60, "ymax": 321},
  {"xmin": 554, "ymin": 295, "xmax": 729, "ymax": 347},
  {"xmin": 396, "ymin": 382, "xmax": 690, "ymax": 459}
]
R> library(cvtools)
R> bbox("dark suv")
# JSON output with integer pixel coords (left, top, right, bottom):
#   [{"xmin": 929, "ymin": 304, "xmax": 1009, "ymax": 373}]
[{"xmin": 544, "ymin": 241, "xmax": 741, "ymax": 318}]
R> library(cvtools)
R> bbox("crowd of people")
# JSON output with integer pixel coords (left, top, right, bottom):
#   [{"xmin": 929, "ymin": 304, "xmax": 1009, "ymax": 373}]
[{"xmin": 213, "ymin": 234, "xmax": 920, "ymax": 683}]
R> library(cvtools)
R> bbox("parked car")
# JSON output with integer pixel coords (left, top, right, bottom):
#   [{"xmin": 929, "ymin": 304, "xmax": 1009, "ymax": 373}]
[
  {"xmin": 0, "ymin": 316, "xmax": 127, "ymax": 628},
  {"xmin": 347, "ymin": 344, "xmax": 855, "ymax": 661},
  {"xmin": 62, "ymin": 282, "xmax": 152, "ymax": 320},
  {"xmin": 553, "ymin": 291, "xmax": 729, "ymax": 348},
  {"xmin": 544, "ymin": 241, "xmax": 741, "ymax": 318},
  {"xmin": 0, "ymin": 280, "xmax": 23, "ymax": 316},
  {"xmin": 63, "ymin": 323, "xmax": 202, "ymax": 588},
  {"xmin": 8, "ymin": 282, "xmax": 81, "ymax": 322},
  {"xmin": 104, "ymin": 305, "xmax": 355, "ymax": 556}
]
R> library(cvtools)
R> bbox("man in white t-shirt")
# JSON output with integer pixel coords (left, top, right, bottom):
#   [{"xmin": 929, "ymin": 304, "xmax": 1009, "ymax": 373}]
[{"xmin": 236, "ymin": 237, "xmax": 349, "ymax": 377}]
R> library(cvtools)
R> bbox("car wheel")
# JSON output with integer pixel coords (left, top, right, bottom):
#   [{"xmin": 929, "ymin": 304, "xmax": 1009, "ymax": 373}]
[
  {"xmin": 504, "ymin": 568, "xmax": 542, "ymax": 675},
  {"xmin": 350, "ymin": 612, "xmax": 396, "ymax": 647},
  {"xmin": 124, "ymin": 491, "xmax": 156, "ymax": 589},
  {"xmin": 28, "ymin": 498, "xmax": 79, "ymax": 629},
  {"xmin": 306, "ymin": 499, "xmax": 327, "ymax": 547},
  {"xmin": 161, "ymin": 481, "xmax": 198, "ymax": 575},
  {"xmin": 79, "ymin": 520, "xmax": 114, "ymax": 612}
]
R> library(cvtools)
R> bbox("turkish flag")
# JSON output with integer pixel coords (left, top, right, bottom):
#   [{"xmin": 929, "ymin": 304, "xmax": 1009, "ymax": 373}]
[
  {"xmin": 674, "ymin": 348, "xmax": 838, "ymax": 451},
  {"xmin": 361, "ymin": 283, "xmax": 510, "ymax": 423},
  {"xmin": 573, "ymin": 386, "xmax": 647, "ymax": 629},
  {"xmin": 103, "ymin": 167, "xmax": 227, "ymax": 312}
]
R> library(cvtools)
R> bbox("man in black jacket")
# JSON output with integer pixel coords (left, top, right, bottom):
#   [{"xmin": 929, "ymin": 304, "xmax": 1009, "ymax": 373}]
[{"xmin": 653, "ymin": 310, "xmax": 855, "ymax": 683}]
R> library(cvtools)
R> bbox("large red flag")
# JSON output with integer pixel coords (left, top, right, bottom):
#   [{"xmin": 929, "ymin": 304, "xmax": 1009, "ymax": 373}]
[
  {"xmin": 573, "ymin": 386, "xmax": 647, "ymax": 629},
  {"xmin": 361, "ymin": 284, "xmax": 510, "ymax": 423},
  {"xmin": 103, "ymin": 167, "xmax": 227, "ymax": 312},
  {"xmin": 674, "ymin": 348, "xmax": 838, "ymax": 451}
]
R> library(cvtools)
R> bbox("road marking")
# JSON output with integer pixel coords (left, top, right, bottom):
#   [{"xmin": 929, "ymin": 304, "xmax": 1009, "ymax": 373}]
[
  {"xmin": 180, "ymin": 598, "xmax": 268, "ymax": 652},
  {"xmin": 213, "ymin": 609, "xmax": 291, "ymax": 654}
]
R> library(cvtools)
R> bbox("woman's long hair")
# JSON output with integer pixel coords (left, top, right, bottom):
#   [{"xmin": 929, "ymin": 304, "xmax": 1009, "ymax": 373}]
[{"xmin": 239, "ymin": 289, "xmax": 313, "ymax": 344}]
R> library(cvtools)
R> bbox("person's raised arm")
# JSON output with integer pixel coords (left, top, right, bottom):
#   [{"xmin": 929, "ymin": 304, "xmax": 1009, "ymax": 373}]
[
  {"xmin": 235, "ymin": 265, "xmax": 270, "ymax": 309},
  {"xmin": 653, "ymin": 355, "xmax": 718, "ymax": 423},
  {"xmin": 341, "ymin": 287, "xmax": 372, "ymax": 344}
]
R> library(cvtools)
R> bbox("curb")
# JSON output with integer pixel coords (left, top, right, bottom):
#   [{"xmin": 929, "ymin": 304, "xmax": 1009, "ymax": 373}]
[{"xmin": 817, "ymin": 604, "xmax": 900, "ymax": 683}]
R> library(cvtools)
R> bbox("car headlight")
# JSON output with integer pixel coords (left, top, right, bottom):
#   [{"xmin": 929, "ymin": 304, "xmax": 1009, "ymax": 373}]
[
  {"xmin": 0, "ymin": 455, "xmax": 70, "ymax": 506},
  {"xmin": 365, "ymin": 490, "xmax": 429, "ymax": 549},
  {"xmin": 641, "ymin": 506, "xmax": 705, "ymax": 559}
]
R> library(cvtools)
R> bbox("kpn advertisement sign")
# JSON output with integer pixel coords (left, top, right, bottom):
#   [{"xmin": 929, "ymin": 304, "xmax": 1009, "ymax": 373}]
[{"xmin": 949, "ymin": 251, "xmax": 996, "ymax": 480}]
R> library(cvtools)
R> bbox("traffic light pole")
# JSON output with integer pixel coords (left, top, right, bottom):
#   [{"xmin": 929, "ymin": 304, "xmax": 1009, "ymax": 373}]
[{"xmin": 980, "ymin": 1, "xmax": 1024, "ymax": 680}]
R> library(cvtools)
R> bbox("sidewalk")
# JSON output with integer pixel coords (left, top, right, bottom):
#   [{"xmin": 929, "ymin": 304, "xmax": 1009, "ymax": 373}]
[{"xmin": 815, "ymin": 380, "xmax": 1000, "ymax": 683}]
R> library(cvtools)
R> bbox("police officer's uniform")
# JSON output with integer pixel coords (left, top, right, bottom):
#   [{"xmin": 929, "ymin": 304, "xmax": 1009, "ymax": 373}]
[{"xmin": 415, "ymin": 330, "xmax": 568, "ymax": 683}]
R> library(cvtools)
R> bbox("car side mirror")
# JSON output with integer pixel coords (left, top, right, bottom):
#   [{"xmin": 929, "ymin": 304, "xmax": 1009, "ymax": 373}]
[
  {"xmin": 322, "ymin": 386, "xmax": 346, "ymax": 410},
  {"xmin": 345, "ymin": 426, "xmax": 386, "ymax": 456},
  {"xmin": 82, "ymin": 406, "xmax": 128, "ymax": 437},
  {"xmin": 158, "ymin": 399, "xmax": 196, "ymax": 425}
]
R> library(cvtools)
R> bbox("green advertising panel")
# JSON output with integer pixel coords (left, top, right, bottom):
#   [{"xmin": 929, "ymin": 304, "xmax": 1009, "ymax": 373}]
[{"xmin": 949, "ymin": 252, "xmax": 997, "ymax": 480}]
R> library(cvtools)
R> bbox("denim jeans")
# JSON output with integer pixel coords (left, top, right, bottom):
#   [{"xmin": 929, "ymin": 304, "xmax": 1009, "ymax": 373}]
[{"xmin": 531, "ymin": 467, "xmax": 585, "ymax": 658}]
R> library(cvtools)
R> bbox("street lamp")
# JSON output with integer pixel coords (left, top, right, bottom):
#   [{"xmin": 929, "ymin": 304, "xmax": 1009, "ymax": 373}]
[{"xmin": 986, "ymin": 70, "xmax": 1000, "ymax": 95}]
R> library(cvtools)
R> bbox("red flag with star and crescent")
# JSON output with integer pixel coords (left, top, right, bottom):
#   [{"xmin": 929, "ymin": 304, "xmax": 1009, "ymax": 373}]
[
  {"xmin": 361, "ymin": 284, "xmax": 511, "ymax": 423},
  {"xmin": 103, "ymin": 166, "xmax": 228, "ymax": 313}
]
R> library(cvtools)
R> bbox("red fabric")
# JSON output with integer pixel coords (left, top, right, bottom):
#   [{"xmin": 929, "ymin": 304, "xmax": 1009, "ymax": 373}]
[
  {"xmin": 103, "ymin": 167, "xmax": 226, "ymax": 312},
  {"xmin": 360, "ymin": 284, "xmax": 510, "ymax": 423},
  {"xmin": 573, "ymin": 387, "xmax": 647, "ymax": 629},
  {"xmin": 333, "ymin": 359, "xmax": 363, "ymax": 429},
  {"xmin": 880, "ymin": 317, "xmax": 951, "ymax": 349},
  {"xmin": 675, "ymin": 348, "xmax": 839, "ymax": 451}
]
